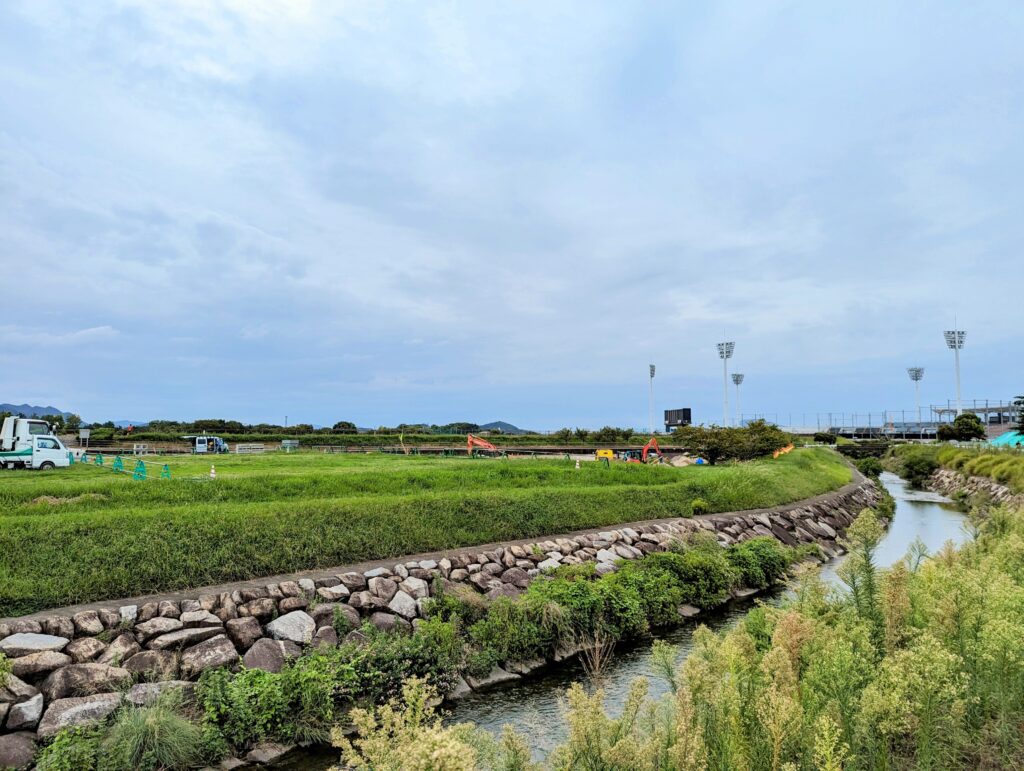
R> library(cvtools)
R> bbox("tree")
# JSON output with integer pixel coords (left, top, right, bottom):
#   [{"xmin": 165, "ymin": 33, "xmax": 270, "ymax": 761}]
[
  {"xmin": 332, "ymin": 421, "xmax": 358, "ymax": 433},
  {"xmin": 951, "ymin": 412, "xmax": 985, "ymax": 441},
  {"xmin": 64, "ymin": 414, "xmax": 82, "ymax": 431}
]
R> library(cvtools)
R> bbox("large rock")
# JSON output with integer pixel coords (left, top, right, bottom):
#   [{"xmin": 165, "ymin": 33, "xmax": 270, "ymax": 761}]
[
  {"xmin": 0, "ymin": 633, "xmax": 68, "ymax": 657},
  {"xmin": 123, "ymin": 650, "xmax": 179, "ymax": 679},
  {"xmin": 337, "ymin": 572, "xmax": 367, "ymax": 591},
  {"xmin": 37, "ymin": 693, "xmax": 122, "ymax": 739},
  {"xmin": 241, "ymin": 598, "xmax": 277, "ymax": 621},
  {"xmin": 41, "ymin": 663, "xmax": 131, "ymax": 701},
  {"xmin": 368, "ymin": 612, "xmax": 411, "ymax": 635},
  {"xmin": 0, "ymin": 732, "xmax": 36, "ymax": 770},
  {"xmin": 368, "ymin": 576, "xmax": 399, "ymax": 603},
  {"xmin": 464, "ymin": 666, "xmax": 520, "ymax": 689},
  {"xmin": 0, "ymin": 675, "xmax": 37, "ymax": 705},
  {"xmin": 180, "ymin": 635, "xmax": 238, "ymax": 678},
  {"xmin": 265, "ymin": 611, "xmax": 315, "ymax": 645},
  {"xmin": 225, "ymin": 617, "xmax": 263, "ymax": 651},
  {"xmin": 399, "ymin": 576, "xmax": 430, "ymax": 599},
  {"xmin": 65, "ymin": 637, "xmax": 107, "ymax": 663},
  {"xmin": 72, "ymin": 610, "xmax": 104, "ymax": 636},
  {"xmin": 5, "ymin": 693, "xmax": 43, "ymax": 730},
  {"xmin": 148, "ymin": 626, "xmax": 223, "ymax": 651},
  {"xmin": 245, "ymin": 743, "xmax": 295, "ymax": 764},
  {"xmin": 387, "ymin": 590, "xmax": 418, "ymax": 620},
  {"xmin": 180, "ymin": 610, "xmax": 222, "ymax": 628},
  {"xmin": 499, "ymin": 567, "xmax": 530, "ymax": 588},
  {"xmin": 41, "ymin": 616, "xmax": 75, "ymax": 639},
  {"xmin": 537, "ymin": 558, "xmax": 562, "ymax": 571},
  {"xmin": 135, "ymin": 616, "xmax": 184, "ymax": 642},
  {"xmin": 312, "ymin": 626, "xmax": 337, "ymax": 648},
  {"xmin": 242, "ymin": 638, "xmax": 301, "ymax": 673},
  {"xmin": 126, "ymin": 681, "xmax": 194, "ymax": 707},
  {"xmin": 97, "ymin": 633, "xmax": 141, "ymax": 666},
  {"xmin": 10, "ymin": 650, "xmax": 72, "ymax": 678}
]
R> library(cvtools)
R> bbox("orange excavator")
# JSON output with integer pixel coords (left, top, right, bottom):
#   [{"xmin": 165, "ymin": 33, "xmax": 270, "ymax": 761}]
[
  {"xmin": 623, "ymin": 437, "xmax": 665, "ymax": 463},
  {"xmin": 467, "ymin": 434, "xmax": 499, "ymax": 457}
]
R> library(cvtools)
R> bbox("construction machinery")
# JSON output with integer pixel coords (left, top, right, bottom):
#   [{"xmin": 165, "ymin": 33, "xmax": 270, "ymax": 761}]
[
  {"xmin": 466, "ymin": 434, "xmax": 499, "ymax": 457},
  {"xmin": 622, "ymin": 437, "xmax": 665, "ymax": 464}
]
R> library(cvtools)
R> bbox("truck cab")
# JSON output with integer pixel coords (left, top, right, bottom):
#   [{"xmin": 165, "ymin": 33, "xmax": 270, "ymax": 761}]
[{"xmin": 0, "ymin": 417, "xmax": 72, "ymax": 470}]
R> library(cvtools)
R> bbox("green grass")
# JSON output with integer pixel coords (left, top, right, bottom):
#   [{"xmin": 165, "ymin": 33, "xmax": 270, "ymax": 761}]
[{"xmin": 0, "ymin": 448, "xmax": 850, "ymax": 616}]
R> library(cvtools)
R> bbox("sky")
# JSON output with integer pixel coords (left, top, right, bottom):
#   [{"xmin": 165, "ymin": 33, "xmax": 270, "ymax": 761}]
[{"xmin": 1, "ymin": 1, "xmax": 1021, "ymax": 430}]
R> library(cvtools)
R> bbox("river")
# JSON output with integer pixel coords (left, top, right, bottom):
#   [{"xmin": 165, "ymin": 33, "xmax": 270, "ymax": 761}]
[{"xmin": 279, "ymin": 472, "xmax": 968, "ymax": 768}]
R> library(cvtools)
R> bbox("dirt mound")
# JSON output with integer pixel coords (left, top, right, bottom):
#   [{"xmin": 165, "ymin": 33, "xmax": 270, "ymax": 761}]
[{"xmin": 30, "ymin": 493, "xmax": 107, "ymax": 506}]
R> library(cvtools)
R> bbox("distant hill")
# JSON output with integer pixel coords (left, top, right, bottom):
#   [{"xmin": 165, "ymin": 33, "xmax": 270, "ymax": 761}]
[
  {"xmin": 113, "ymin": 420, "xmax": 150, "ymax": 429},
  {"xmin": 0, "ymin": 403, "xmax": 72, "ymax": 418},
  {"xmin": 479, "ymin": 421, "xmax": 530, "ymax": 435}
]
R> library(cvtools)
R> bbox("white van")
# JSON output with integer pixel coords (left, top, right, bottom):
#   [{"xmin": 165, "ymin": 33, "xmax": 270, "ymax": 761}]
[{"xmin": 0, "ymin": 417, "xmax": 72, "ymax": 470}]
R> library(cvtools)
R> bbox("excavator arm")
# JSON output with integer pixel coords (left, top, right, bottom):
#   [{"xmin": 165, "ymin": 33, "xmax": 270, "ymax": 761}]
[
  {"xmin": 467, "ymin": 434, "xmax": 498, "ymax": 456},
  {"xmin": 641, "ymin": 437, "xmax": 664, "ymax": 463}
]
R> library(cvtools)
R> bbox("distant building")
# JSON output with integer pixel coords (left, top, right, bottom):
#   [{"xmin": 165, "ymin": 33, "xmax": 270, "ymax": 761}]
[{"xmin": 664, "ymin": 408, "xmax": 692, "ymax": 431}]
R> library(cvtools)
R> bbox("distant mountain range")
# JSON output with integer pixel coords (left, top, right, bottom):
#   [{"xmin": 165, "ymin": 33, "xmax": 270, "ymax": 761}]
[{"xmin": 0, "ymin": 403, "xmax": 73, "ymax": 419}]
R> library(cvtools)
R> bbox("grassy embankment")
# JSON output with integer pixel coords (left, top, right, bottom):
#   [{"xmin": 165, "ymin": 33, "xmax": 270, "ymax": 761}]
[
  {"xmin": 888, "ymin": 443, "xmax": 1024, "ymax": 492},
  {"xmin": 0, "ymin": 448, "xmax": 850, "ymax": 616}
]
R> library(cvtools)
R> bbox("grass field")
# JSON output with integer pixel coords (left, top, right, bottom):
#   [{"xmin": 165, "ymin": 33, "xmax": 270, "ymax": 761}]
[{"xmin": 0, "ymin": 448, "xmax": 851, "ymax": 617}]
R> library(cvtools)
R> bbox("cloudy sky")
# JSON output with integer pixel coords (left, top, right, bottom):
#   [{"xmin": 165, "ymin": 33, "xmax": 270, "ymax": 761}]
[{"xmin": 1, "ymin": 1, "xmax": 1021, "ymax": 429}]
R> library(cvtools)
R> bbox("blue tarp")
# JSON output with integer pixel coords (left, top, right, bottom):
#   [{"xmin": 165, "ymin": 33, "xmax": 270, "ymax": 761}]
[{"xmin": 990, "ymin": 431, "xmax": 1024, "ymax": 447}]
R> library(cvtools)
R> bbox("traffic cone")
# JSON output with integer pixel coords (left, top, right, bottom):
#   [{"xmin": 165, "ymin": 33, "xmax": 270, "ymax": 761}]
[{"xmin": 210, "ymin": 464, "xmax": 216, "ymax": 480}]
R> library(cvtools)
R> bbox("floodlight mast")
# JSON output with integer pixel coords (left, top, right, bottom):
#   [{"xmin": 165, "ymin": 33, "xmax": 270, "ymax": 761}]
[
  {"xmin": 907, "ymin": 367, "xmax": 924, "ymax": 424},
  {"xmin": 648, "ymin": 364, "xmax": 656, "ymax": 435},
  {"xmin": 731, "ymin": 373, "xmax": 745, "ymax": 426},
  {"xmin": 943, "ymin": 328, "xmax": 966, "ymax": 416},
  {"xmin": 717, "ymin": 342, "xmax": 735, "ymax": 427}
]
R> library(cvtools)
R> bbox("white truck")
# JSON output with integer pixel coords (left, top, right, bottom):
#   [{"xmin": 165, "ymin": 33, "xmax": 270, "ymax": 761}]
[
  {"xmin": 0, "ymin": 417, "xmax": 72, "ymax": 470},
  {"xmin": 183, "ymin": 435, "xmax": 230, "ymax": 454}
]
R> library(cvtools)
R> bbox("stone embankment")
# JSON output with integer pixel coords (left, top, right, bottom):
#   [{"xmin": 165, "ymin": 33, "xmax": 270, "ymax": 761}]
[
  {"xmin": 0, "ymin": 477, "xmax": 879, "ymax": 764},
  {"xmin": 929, "ymin": 468, "xmax": 1024, "ymax": 510}
]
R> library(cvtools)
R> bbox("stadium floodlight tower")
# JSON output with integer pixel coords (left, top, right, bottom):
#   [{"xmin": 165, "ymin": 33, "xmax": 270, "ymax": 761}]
[
  {"xmin": 717, "ymin": 341, "xmax": 735, "ymax": 427},
  {"xmin": 943, "ymin": 327, "xmax": 966, "ymax": 416},
  {"xmin": 907, "ymin": 367, "xmax": 925, "ymax": 424},
  {"xmin": 731, "ymin": 373, "xmax": 745, "ymax": 426},
  {"xmin": 648, "ymin": 364, "xmax": 656, "ymax": 435}
]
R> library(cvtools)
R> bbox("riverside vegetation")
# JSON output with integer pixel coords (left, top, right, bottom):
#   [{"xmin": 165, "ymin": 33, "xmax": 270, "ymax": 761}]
[
  {"xmin": 0, "ymin": 447, "xmax": 850, "ymax": 615},
  {"xmin": 340, "ymin": 496, "xmax": 1024, "ymax": 770},
  {"xmin": 887, "ymin": 443, "xmax": 1024, "ymax": 493},
  {"xmin": 28, "ymin": 529, "xmax": 822, "ymax": 770}
]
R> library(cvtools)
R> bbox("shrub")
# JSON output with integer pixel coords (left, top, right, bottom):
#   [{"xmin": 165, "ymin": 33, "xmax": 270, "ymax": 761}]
[
  {"xmin": 423, "ymin": 581, "xmax": 489, "ymax": 628},
  {"xmin": 34, "ymin": 727, "xmax": 102, "ymax": 771},
  {"xmin": 691, "ymin": 497, "xmax": 711, "ymax": 515},
  {"xmin": 856, "ymin": 457, "xmax": 884, "ymax": 478},
  {"xmin": 610, "ymin": 560, "xmax": 686, "ymax": 627},
  {"xmin": 814, "ymin": 432, "xmax": 835, "ymax": 444},
  {"xmin": 468, "ymin": 597, "xmax": 551, "ymax": 664},
  {"xmin": 355, "ymin": 617, "xmax": 465, "ymax": 701},
  {"xmin": 332, "ymin": 605, "xmax": 354, "ymax": 638},
  {"xmin": 646, "ymin": 548, "xmax": 738, "ymax": 608},
  {"xmin": 0, "ymin": 652, "xmax": 9, "ymax": 688},
  {"xmin": 727, "ymin": 537, "xmax": 791, "ymax": 589}
]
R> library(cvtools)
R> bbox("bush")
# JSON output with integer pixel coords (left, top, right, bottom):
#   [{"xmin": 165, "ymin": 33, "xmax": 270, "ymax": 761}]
[
  {"xmin": 646, "ymin": 548, "xmax": 738, "ymax": 608},
  {"xmin": 727, "ymin": 537, "xmax": 791, "ymax": 589},
  {"xmin": 856, "ymin": 457, "xmax": 884, "ymax": 478},
  {"xmin": 467, "ymin": 597, "xmax": 551, "ymax": 664},
  {"xmin": 889, "ymin": 445, "xmax": 940, "ymax": 489},
  {"xmin": 814, "ymin": 432, "xmax": 835, "ymax": 444},
  {"xmin": 34, "ymin": 727, "xmax": 102, "ymax": 771},
  {"xmin": 690, "ymin": 497, "xmax": 711, "ymax": 515},
  {"xmin": 0, "ymin": 652, "xmax": 9, "ymax": 688}
]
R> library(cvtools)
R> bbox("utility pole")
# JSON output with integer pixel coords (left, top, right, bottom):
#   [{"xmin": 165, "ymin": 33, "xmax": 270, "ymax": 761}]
[
  {"xmin": 731, "ymin": 373, "xmax": 745, "ymax": 427},
  {"xmin": 717, "ymin": 342, "xmax": 735, "ymax": 427},
  {"xmin": 648, "ymin": 364, "xmax": 656, "ymax": 435},
  {"xmin": 907, "ymin": 367, "xmax": 924, "ymax": 424}
]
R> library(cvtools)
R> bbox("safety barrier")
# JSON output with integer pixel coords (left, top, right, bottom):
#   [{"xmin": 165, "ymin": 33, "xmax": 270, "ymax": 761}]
[{"xmin": 79, "ymin": 453, "xmax": 172, "ymax": 481}]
